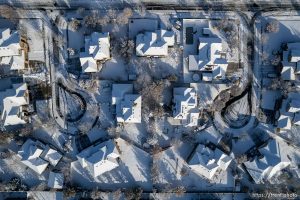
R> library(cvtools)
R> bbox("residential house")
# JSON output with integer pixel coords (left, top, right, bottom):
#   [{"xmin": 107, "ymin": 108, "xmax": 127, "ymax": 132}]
[
  {"xmin": 112, "ymin": 84, "xmax": 141, "ymax": 123},
  {"xmin": 244, "ymin": 139, "xmax": 291, "ymax": 184},
  {"xmin": 76, "ymin": 140, "xmax": 120, "ymax": 177},
  {"xmin": 188, "ymin": 28, "xmax": 228, "ymax": 81},
  {"xmin": 48, "ymin": 172, "xmax": 64, "ymax": 189},
  {"xmin": 173, "ymin": 87, "xmax": 199, "ymax": 127},
  {"xmin": 80, "ymin": 32, "xmax": 110, "ymax": 73},
  {"xmin": 0, "ymin": 28, "xmax": 27, "ymax": 71},
  {"xmin": 188, "ymin": 144, "xmax": 233, "ymax": 180},
  {"xmin": 136, "ymin": 29, "xmax": 175, "ymax": 57},
  {"xmin": 0, "ymin": 83, "xmax": 29, "ymax": 127},
  {"xmin": 17, "ymin": 139, "xmax": 62, "ymax": 175}
]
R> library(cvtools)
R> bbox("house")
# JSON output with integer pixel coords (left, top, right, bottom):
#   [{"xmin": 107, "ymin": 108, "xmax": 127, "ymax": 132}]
[
  {"xmin": 277, "ymin": 114, "xmax": 292, "ymax": 131},
  {"xmin": 40, "ymin": 145, "xmax": 62, "ymax": 167},
  {"xmin": 287, "ymin": 99, "xmax": 300, "ymax": 113},
  {"xmin": 48, "ymin": 172, "xmax": 64, "ymax": 189},
  {"xmin": 280, "ymin": 42, "xmax": 300, "ymax": 81},
  {"xmin": 244, "ymin": 139, "xmax": 291, "ymax": 184},
  {"xmin": 136, "ymin": 29, "xmax": 175, "ymax": 57},
  {"xmin": 293, "ymin": 113, "xmax": 300, "ymax": 126},
  {"xmin": 80, "ymin": 32, "xmax": 110, "ymax": 73},
  {"xmin": 0, "ymin": 28, "xmax": 27, "ymax": 71},
  {"xmin": 188, "ymin": 29, "xmax": 228, "ymax": 81},
  {"xmin": 188, "ymin": 144, "xmax": 233, "ymax": 180},
  {"xmin": 76, "ymin": 140, "xmax": 120, "ymax": 177},
  {"xmin": 173, "ymin": 87, "xmax": 199, "ymax": 127},
  {"xmin": 112, "ymin": 84, "xmax": 141, "ymax": 123},
  {"xmin": 0, "ymin": 83, "xmax": 29, "ymax": 127},
  {"xmin": 17, "ymin": 139, "xmax": 62, "ymax": 175},
  {"xmin": 281, "ymin": 62, "xmax": 295, "ymax": 81}
]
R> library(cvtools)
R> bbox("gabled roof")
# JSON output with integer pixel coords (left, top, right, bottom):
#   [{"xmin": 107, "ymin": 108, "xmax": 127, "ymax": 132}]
[
  {"xmin": 277, "ymin": 114, "xmax": 292, "ymax": 130},
  {"xmin": 40, "ymin": 145, "xmax": 62, "ymax": 167},
  {"xmin": 281, "ymin": 62, "xmax": 295, "ymax": 81},
  {"xmin": 287, "ymin": 99, "xmax": 300, "ymax": 113},
  {"xmin": 48, "ymin": 172, "xmax": 64, "ymax": 189},
  {"xmin": 293, "ymin": 113, "xmax": 300, "ymax": 125}
]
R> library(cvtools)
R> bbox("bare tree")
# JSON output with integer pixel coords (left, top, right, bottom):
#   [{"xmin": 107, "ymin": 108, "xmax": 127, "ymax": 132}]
[
  {"xmin": 140, "ymin": 80, "xmax": 165, "ymax": 118},
  {"xmin": 64, "ymin": 187, "xmax": 77, "ymax": 199},
  {"xmin": 265, "ymin": 20, "xmax": 279, "ymax": 33},
  {"xmin": 76, "ymin": 7, "xmax": 85, "ymax": 16},
  {"xmin": 67, "ymin": 48, "xmax": 76, "ymax": 56},
  {"xmin": 124, "ymin": 187, "xmax": 143, "ymax": 200},
  {"xmin": 90, "ymin": 189, "xmax": 102, "ymax": 200},
  {"xmin": 112, "ymin": 188, "xmax": 122, "ymax": 200},
  {"xmin": 69, "ymin": 19, "xmax": 81, "ymax": 31},
  {"xmin": 0, "ymin": 5, "xmax": 18, "ymax": 21},
  {"xmin": 261, "ymin": 33, "xmax": 269, "ymax": 45},
  {"xmin": 107, "ymin": 8, "xmax": 117, "ymax": 23},
  {"xmin": 151, "ymin": 161, "xmax": 160, "ymax": 183},
  {"xmin": 116, "ymin": 7, "xmax": 133, "ymax": 25}
]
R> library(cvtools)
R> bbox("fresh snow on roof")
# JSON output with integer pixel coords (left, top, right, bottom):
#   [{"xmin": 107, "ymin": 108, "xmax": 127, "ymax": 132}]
[
  {"xmin": 0, "ymin": 28, "xmax": 25, "ymax": 70},
  {"xmin": 244, "ymin": 138, "xmax": 292, "ymax": 184},
  {"xmin": 188, "ymin": 144, "xmax": 233, "ymax": 180},
  {"xmin": 173, "ymin": 87, "xmax": 199, "ymax": 127},
  {"xmin": 0, "ymin": 83, "xmax": 29, "ymax": 126},
  {"xmin": 76, "ymin": 139, "xmax": 120, "ymax": 177},
  {"xmin": 112, "ymin": 84, "xmax": 141, "ymax": 123},
  {"xmin": 80, "ymin": 32, "xmax": 110, "ymax": 73},
  {"xmin": 136, "ymin": 29, "xmax": 174, "ymax": 57},
  {"xmin": 48, "ymin": 172, "xmax": 64, "ymax": 189},
  {"xmin": 17, "ymin": 139, "xmax": 49, "ymax": 175}
]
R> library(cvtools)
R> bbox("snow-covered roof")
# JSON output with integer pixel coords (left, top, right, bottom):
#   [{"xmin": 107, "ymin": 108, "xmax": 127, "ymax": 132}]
[
  {"xmin": 202, "ymin": 72, "xmax": 213, "ymax": 82},
  {"xmin": 287, "ymin": 99, "xmax": 300, "ymax": 113},
  {"xmin": 188, "ymin": 144, "xmax": 233, "ymax": 180},
  {"xmin": 244, "ymin": 139, "xmax": 291, "ymax": 184},
  {"xmin": 188, "ymin": 28, "xmax": 228, "ymax": 80},
  {"xmin": 48, "ymin": 172, "xmax": 64, "ymax": 189},
  {"xmin": 80, "ymin": 32, "xmax": 110, "ymax": 73},
  {"xmin": 136, "ymin": 29, "xmax": 174, "ymax": 57},
  {"xmin": 0, "ymin": 29, "xmax": 21, "ymax": 57},
  {"xmin": 77, "ymin": 139, "xmax": 120, "ymax": 177},
  {"xmin": 17, "ymin": 139, "xmax": 49, "ymax": 175},
  {"xmin": 117, "ymin": 94, "xmax": 141, "ymax": 123},
  {"xmin": 112, "ymin": 84, "xmax": 141, "ymax": 123},
  {"xmin": 112, "ymin": 84, "xmax": 133, "ymax": 105},
  {"xmin": 40, "ymin": 145, "xmax": 62, "ymax": 167},
  {"xmin": 277, "ymin": 114, "xmax": 292, "ymax": 130},
  {"xmin": 0, "ymin": 83, "xmax": 29, "ymax": 126},
  {"xmin": 173, "ymin": 87, "xmax": 199, "ymax": 127},
  {"xmin": 293, "ymin": 113, "xmax": 300, "ymax": 125},
  {"xmin": 0, "ymin": 28, "xmax": 25, "ymax": 70},
  {"xmin": 281, "ymin": 62, "xmax": 295, "ymax": 81},
  {"xmin": 290, "ymin": 49, "xmax": 300, "ymax": 63}
]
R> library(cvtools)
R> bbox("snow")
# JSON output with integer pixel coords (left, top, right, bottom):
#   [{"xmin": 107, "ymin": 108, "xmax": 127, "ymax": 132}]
[
  {"xmin": 20, "ymin": 19, "xmax": 45, "ymax": 62},
  {"xmin": 128, "ymin": 18, "xmax": 159, "ymax": 39},
  {"xmin": 71, "ymin": 138, "xmax": 152, "ymax": 190}
]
